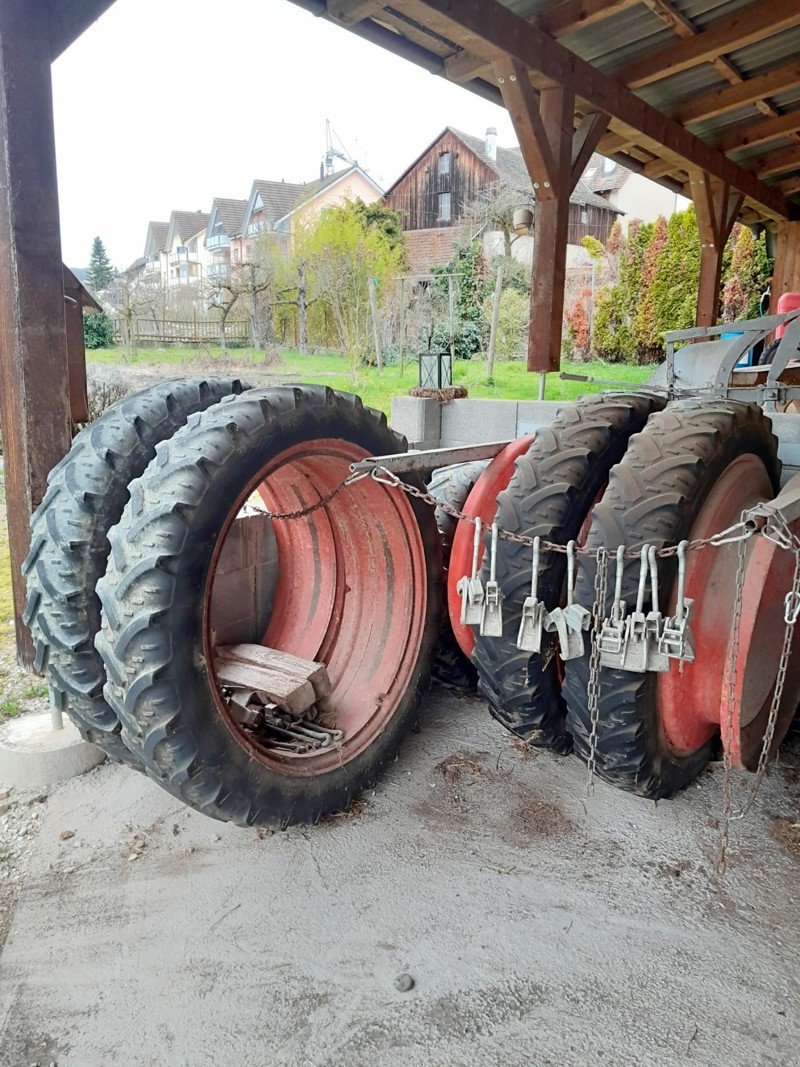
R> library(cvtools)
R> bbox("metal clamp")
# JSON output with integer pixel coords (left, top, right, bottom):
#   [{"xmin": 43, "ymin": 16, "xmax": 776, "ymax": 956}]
[
  {"xmin": 517, "ymin": 537, "xmax": 545, "ymax": 652},
  {"xmin": 544, "ymin": 541, "xmax": 591, "ymax": 660},
  {"xmin": 457, "ymin": 518, "xmax": 485, "ymax": 626},
  {"xmin": 599, "ymin": 546, "xmax": 628, "ymax": 666},
  {"xmin": 645, "ymin": 546, "xmax": 670, "ymax": 672},
  {"xmin": 618, "ymin": 546, "xmax": 651, "ymax": 673},
  {"xmin": 658, "ymin": 540, "xmax": 696, "ymax": 664},
  {"xmin": 480, "ymin": 522, "xmax": 504, "ymax": 637}
]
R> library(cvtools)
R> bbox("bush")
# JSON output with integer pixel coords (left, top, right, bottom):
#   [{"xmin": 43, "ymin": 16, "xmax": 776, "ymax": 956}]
[
  {"xmin": 484, "ymin": 288, "xmax": 529, "ymax": 360},
  {"xmin": 83, "ymin": 311, "xmax": 115, "ymax": 349},
  {"xmin": 84, "ymin": 370, "xmax": 130, "ymax": 424}
]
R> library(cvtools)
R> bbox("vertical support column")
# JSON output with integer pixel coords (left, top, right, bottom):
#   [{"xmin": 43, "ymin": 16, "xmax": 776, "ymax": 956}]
[
  {"xmin": 690, "ymin": 171, "xmax": 743, "ymax": 329},
  {"xmin": 494, "ymin": 58, "xmax": 607, "ymax": 374},
  {"xmin": 0, "ymin": 0, "xmax": 72, "ymax": 665},
  {"xmin": 769, "ymin": 221, "xmax": 800, "ymax": 313}
]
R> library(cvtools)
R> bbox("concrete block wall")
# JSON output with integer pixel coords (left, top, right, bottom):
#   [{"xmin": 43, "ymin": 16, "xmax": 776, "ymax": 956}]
[{"xmin": 390, "ymin": 396, "xmax": 563, "ymax": 448}]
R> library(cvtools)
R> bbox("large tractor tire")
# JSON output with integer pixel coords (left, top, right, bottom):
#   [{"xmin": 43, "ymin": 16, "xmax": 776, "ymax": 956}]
[
  {"xmin": 472, "ymin": 393, "xmax": 666, "ymax": 753},
  {"xmin": 95, "ymin": 386, "xmax": 441, "ymax": 828},
  {"xmin": 428, "ymin": 461, "xmax": 488, "ymax": 690},
  {"xmin": 22, "ymin": 377, "xmax": 250, "ymax": 765},
  {"xmin": 564, "ymin": 398, "xmax": 780, "ymax": 798}
]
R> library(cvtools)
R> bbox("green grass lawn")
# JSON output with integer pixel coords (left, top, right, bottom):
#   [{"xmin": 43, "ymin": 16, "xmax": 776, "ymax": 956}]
[{"xmin": 89, "ymin": 347, "xmax": 655, "ymax": 417}]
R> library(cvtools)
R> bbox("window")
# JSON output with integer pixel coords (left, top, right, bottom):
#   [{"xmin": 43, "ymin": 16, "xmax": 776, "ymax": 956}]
[
  {"xmin": 438, "ymin": 191, "xmax": 452, "ymax": 223},
  {"xmin": 603, "ymin": 156, "xmax": 615, "ymax": 174},
  {"xmin": 439, "ymin": 151, "xmax": 451, "ymax": 176}
]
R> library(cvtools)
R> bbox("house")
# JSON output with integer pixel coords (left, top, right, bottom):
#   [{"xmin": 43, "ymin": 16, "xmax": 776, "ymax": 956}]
[
  {"xmin": 384, "ymin": 127, "xmax": 622, "ymax": 273},
  {"xmin": 233, "ymin": 164, "xmax": 383, "ymax": 262},
  {"xmin": 142, "ymin": 221, "xmax": 168, "ymax": 282},
  {"xmin": 205, "ymin": 197, "xmax": 248, "ymax": 284},
  {"xmin": 164, "ymin": 209, "xmax": 212, "ymax": 287},
  {"xmin": 582, "ymin": 153, "xmax": 691, "ymax": 229}
]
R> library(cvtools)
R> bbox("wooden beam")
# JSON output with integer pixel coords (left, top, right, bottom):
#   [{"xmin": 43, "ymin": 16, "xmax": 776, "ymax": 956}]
[
  {"xmin": 770, "ymin": 221, "xmax": 800, "ymax": 311},
  {"xmin": 494, "ymin": 60, "xmax": 557, "ymax": 196},
  {"xmin": 48, "ymin": 0, "xmax": 117, "ymax": 59},
  {"xmin": 673, "ymin": 60, "xmax": 800, "ymax": 126},
  {"xmin": 389, "ymin": 0, "xmax": 794, "ymax": 220},
  {"xmin": 614, "ymin": 0, "xmax": 800, "ymax": 91},
  {"xmin": 326, "ymin": 0, "xmax": 381, "ymax": 25},
  {"xmin": 690, "ymin": 172, "xmax": 743, "ymax": 327},
  {"xmin": 0, "ymin": 0, "xmax": 72, "ymax": 665},
  {"xmin": 753, "ymin": 145, "xmax": 800, "ymax": 179},
  {"xmin": 716, "ymin": 111, "xmax": 800, "ymax": 156},
  {"xmin": 777, "ymin": 177, "xmax": 800, "ymax": 198},
  {"xmin": 571, "ymin": 112, "xmax": 610, "ymax": 187},
  {"xmin": 444, "ymin": 0, "xmax": 637, "ymax": 84},
  {"xmin": 62, "ymin": 267, "xmax": 89, "ymax": 425}
]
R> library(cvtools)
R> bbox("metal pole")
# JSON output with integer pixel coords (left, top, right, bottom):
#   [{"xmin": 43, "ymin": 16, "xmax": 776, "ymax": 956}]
[
  {"xmin": 486, "ymin": 259, "xmax": 505, "ymax": 380},
  {"xmin": 538, "ymin": 371, "xmax": 547, "ymax": 400}
]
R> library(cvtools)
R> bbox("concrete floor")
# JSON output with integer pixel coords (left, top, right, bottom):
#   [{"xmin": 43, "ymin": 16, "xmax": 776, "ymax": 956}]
[{"xmin": 0, "ymin": 689, "xmax": 798, "ymax": 1067}]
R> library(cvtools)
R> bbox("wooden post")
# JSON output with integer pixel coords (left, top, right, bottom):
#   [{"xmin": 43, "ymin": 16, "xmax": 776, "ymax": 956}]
[
  {"xmin": 495, "ymin": 58, "xmax": 608, "ymax": 373},
  {"xmin": 486, "ymin": 258, "xmax": 505, "ymax": 380},
  {"xmin": 399, "ymin": 276, "xmax": 406, "ymax": 377},
  {"xmin": 769, "ymin": 221, "xmax": 800, "ymax": 312},
  {"xmin": 368, "ymin": 277, "xmax": 382, "ymax": 371},
  {"xmin": 690, "ymin": 170, "xmax": 743, "ymax": 328},
  {"xmin": 62, "ymin": 267, "xmax": 90, "ymax": 426},
  {"xmin": 447, "ymin": 273, "xmax": 456, "ymax": 363},
  {"xmin": 0, "ymin": 0, "xmax": 72, "ymax": 665},
  {"xmin": 297, "ymin": 260, "xmax": 308, "ymax": 355}
]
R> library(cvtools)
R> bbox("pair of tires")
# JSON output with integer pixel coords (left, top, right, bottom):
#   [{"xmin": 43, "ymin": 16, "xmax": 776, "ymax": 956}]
[
  {"xmin": 470, "ymin": 394, "xmax": 780, "ymax": 799},
  {"xmin": 25, "ymin": 381, "xmax": 441, "ymax": 827}
]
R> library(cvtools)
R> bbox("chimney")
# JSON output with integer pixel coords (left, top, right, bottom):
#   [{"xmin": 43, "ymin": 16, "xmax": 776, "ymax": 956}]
[{"xmin": 485, "ymin": 126, "xmax": 497, "ymax": 162}]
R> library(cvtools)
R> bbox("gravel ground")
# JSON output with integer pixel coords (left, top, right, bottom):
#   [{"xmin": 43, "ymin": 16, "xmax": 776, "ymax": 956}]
[
  {"xmin": 1, "ymin": 689, "xmax": 799, "ymax": 1067},
  {"xmin": 0, "ymin": 785, "xmax": 47, "ymax": 955}
]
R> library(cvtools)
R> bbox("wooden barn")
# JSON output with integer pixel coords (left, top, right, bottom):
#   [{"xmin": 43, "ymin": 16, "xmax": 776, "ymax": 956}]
[{"xmin": 384, "ymin": 127, "xmax": 621, "ymax": 271}]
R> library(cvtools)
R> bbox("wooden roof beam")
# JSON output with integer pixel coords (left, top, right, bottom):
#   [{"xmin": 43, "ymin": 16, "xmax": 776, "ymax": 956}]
[
  {"xmin": 389, "ymin": 0, "xmax": 796, "ymax": 220},
  {"xmin": 48, "ymin": 0, "xmax": 118, "ymax": 59},
  {"xmin": 716, "ymin": 111, "xmax": 800, "ymax": 155},
  {"xmin": 326, "ymin": 0, "xmax": 382, "ymax": 26},
  {"xmin": 754, "ymin": 146, "xmax": 800, "ymax": 179},
  {"xmin": 444, "ymin": 0, "xmax": 637, "ymax": 85},
  {"xmin": 615, "ymin": 0, "xmax": 800, "ymax": 91},
  {"xmin": 673, "ymin": 60, "xmax": 800, "ymax": 126}
]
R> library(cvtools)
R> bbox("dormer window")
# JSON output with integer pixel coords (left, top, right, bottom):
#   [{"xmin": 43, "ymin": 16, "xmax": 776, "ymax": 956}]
[{"xmin": 439, "ymin": 151, "xmax": 451, "ymax": 177}]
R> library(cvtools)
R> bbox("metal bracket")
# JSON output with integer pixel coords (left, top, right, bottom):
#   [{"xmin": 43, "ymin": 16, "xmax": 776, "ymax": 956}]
[
  {"xmin": 480, "ymin": 523, "xmax": 504, "ymax": 637},
  {"xmin": 457, "ymin": 518, "xmax": 485, "ymax": 626}
]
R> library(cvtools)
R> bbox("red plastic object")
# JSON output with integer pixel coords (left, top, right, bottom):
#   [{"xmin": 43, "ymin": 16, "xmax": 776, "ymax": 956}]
[
  {"xmin": 775, "ymin": 291, "xmax": 800, "ymax": 338},
  {"xmin": 446, "ymin": 436, "xmax": 535, "ymax": 658}
]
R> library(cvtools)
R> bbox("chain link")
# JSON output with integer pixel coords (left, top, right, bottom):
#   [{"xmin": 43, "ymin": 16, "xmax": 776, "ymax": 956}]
[{"xmin": 586, "ymin": 547, "xmax": 609, "ymax": 797}]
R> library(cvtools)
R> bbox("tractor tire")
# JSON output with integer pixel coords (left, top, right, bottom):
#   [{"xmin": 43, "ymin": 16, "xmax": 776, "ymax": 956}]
[
  {"xmin": 95, "ymin": 386, "xmax": 441, "ymax": 828},
  {"xmin": 428, "ymin": 461, "xmax": 488, "ymax": 690},
  {"xmin": 564, "ymin": 398, "xmax": 780, "ymax": 798},
  {"xmin": 22, "ymin": 376, "xmax": 250, "ymax": 765},
  {"xmin": 757, "ymin": 338, "xmax": 780, "ymax": 366},
  {"xmin": 472, "ymin": 392, "xmax": 666, "ymax": 753}
]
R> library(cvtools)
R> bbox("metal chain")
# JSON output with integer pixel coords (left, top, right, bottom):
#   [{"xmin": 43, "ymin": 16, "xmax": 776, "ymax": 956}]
[
  {"xmin": 735, "ymin": 518, "xmax": 800, "ymax": 817},
  {"xmin": 716, "ymin": 526, "xmax": 750, "ymax": 878},
  {"xmin": 245, "ymin": 469, "xmax": 370, "ymax": 522},
  {"xmin": 586, "ymin": 547, "xmax": 609, "ymax": 797}
]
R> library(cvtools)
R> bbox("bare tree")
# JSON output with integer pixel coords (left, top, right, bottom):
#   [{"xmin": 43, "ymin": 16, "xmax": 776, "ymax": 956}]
[
  {"xmin": 103, "ymin": 265, "xmax": 165, "ymax": 360},
  {"xmin": 460, "ymin": 177, "xmax": 535, "ymax": 257}
]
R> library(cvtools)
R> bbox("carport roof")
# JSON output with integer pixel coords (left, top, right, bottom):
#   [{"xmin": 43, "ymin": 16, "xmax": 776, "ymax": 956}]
[{"xmin": 288, "ymin": 0, "xmax": 800, "ymax": 225}]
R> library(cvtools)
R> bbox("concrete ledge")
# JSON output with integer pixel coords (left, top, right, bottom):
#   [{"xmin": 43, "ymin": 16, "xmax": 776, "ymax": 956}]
[
  {"xmin": 390, "ymin": 395, "xmax": 441, "ymax": 449},
  {"xmin": 441, "ymin": 399, "xmax": 519, "ymax": 446},
  {"xmin": 516, "ymin": 400, "xmax": 563, "ymax": 435},
  {"xmin": 0, "ymin": 711, "xmax": 106, "ymax": 790}
]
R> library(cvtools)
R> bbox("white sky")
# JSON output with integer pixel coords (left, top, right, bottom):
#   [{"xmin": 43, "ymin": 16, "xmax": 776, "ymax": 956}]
[{"xmin": 52, "ymin": 0, "xmax": 518, "ymax": 269}]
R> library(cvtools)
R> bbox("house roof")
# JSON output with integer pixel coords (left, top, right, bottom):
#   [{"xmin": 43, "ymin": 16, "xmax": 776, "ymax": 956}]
[
  {"xmin": 207, "ymin": 197, "xmax": 248, "ymax": 239},
  {"xmin": 582, "ymin": 153, "xmax": 631, "ymax": 196},
  {"xmin": 167, "ymin": 210, "xmax": 211, "ymax": 246},
  {"xmin": 244, "ymin": 165, "xmax": 384, "ymax": 232},
  {"xmin": 450, "ymin": 128, "xmax": 622, "ymax": 212},
  {"xmin": 143, "ymin": 220, "xmax": 169, "ymax": 258}
]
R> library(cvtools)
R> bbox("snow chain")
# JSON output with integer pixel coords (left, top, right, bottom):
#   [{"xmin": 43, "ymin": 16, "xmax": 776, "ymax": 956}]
[{"xmin": 255, "ymin": 464, "xmax": 800, "ymax": 872}]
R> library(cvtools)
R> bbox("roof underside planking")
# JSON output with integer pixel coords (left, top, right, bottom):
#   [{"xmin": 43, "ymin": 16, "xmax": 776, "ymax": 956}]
[{"xmin": 287, "ymin": 0, "xmax": 800, "ymax": 226}]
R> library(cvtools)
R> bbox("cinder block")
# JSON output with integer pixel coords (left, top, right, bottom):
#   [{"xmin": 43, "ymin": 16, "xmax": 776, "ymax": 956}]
[
  {"xmin": 440, "ymin": 400, "xmax": 518, "ymax": 446},
  {"xmin": 390, "ymin": 396, "xmax": 441, "ymax": 449},
  {"xmin": 516, "ymin": 401, "xmax": 564, "ymax": 436}
]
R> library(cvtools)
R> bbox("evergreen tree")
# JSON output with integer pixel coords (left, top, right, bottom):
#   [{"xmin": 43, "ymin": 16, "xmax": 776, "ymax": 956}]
[{"xmin": 87, "ymin": 236, "xmax": 114, "ymax": 292}]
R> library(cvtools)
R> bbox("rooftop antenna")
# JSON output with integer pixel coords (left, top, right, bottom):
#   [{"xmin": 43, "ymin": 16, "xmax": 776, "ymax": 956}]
[{"xmin": 324, "ymin": 119, "xmax": 357, "ymax": 175}]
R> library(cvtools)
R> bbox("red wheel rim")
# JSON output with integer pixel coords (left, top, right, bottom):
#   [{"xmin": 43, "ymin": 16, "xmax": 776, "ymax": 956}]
[
  {"xmin": 203, "ymin": 439, "xmax": 428, "ymax": 775},
  {"xmin": 658, "ymin": 454, "xmax": 775, "ymax": 758},
  {"xmin": 446, "ymin": 436, "xmax": 535, "ymax": 657},
  {"xmin": 719, "ymin": 503, "xmax": 800, "ymax": 769}
]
